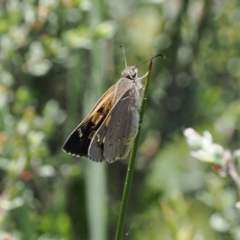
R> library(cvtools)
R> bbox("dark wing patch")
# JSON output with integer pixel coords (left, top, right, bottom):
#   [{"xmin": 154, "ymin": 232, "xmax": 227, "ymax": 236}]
[{"xmin": 62, "ymin": 119, "xmax": 99, "ymax": 157}]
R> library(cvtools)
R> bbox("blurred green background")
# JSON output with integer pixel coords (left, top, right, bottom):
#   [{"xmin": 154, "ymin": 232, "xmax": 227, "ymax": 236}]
[{"xmin": 1, "ymin": 0, "xmax": 240, "ymax": 239}]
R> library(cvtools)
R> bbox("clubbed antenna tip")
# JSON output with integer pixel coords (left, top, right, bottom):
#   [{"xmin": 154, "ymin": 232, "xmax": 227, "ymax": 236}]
[{"xmin": 119, "ymin": 45, "xmax": 128, "ymax": 68}]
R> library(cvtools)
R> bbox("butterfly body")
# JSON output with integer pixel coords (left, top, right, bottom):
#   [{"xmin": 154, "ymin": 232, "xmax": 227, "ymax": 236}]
[{"xmin": 63, "ymin": 66, "xmax": 144, "ymax": 163}]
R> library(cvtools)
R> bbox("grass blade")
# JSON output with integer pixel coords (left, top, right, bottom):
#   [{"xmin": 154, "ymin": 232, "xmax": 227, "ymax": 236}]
[{"xmin": 114, "ymin": 60, "xmax": 154, "ymax": 240}]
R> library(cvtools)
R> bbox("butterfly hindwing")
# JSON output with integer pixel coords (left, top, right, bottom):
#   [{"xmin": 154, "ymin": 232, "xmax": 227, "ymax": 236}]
[{"xmin": 88, "ymin": 84, "xmax": 140, "ymax": 162}]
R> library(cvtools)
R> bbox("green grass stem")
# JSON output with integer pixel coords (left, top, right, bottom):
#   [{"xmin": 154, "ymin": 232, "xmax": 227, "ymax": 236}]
[{"xmin": 114, "ymin": 60, "xmax": 154, "ymax": 240}]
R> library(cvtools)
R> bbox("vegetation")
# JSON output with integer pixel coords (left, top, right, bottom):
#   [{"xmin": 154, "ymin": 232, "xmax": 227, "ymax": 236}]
[{"xmin": 1, "ymin": 0, "xmax": 240, "ymax": 239}]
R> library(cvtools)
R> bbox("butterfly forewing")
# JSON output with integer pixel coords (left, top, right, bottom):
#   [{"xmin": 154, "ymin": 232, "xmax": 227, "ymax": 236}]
[{"xmin": 62, "ymin": 85, "xmax": 115, "ymax": 157}]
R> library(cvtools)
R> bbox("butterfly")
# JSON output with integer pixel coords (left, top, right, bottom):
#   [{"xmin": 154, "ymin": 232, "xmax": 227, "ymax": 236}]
[{"xmin": 62, "ymin": 48, "xmax": 163, "ymax": 163}]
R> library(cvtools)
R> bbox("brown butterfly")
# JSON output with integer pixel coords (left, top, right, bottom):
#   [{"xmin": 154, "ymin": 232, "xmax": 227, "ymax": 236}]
[{"xmin": 63, "ymin": 47, "xmax": 163, "ymax": 163}]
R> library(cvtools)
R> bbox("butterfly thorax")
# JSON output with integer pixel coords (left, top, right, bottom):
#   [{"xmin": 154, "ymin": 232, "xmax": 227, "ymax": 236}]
[{"xmin": 113, "ymin": 66, "xmax": 143, "ymax": 109}]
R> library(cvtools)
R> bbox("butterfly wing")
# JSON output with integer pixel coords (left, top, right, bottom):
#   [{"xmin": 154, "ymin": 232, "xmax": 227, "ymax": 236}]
[
  {"xmin": 62, "ymin": 85, "xmax": 115, "ymax": 157},
  {"xmin": 89, "ymin": 82, "xmax": 142, "ymax": 162}
]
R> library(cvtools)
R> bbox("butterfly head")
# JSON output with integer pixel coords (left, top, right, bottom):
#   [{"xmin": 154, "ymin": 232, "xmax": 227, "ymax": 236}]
[{"xmin": 122, "ymin": 66, "xmax": 138, "ymax": 80}]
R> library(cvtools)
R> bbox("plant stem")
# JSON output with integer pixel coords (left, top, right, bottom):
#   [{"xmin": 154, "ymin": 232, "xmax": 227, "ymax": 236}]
[
  {"xmin": 224, "ymin": 151, "xmax": 240, "ymax": 190},
  {"xmin": 114, "ymin": 60, "xmax": 153, "ymax": 240}
]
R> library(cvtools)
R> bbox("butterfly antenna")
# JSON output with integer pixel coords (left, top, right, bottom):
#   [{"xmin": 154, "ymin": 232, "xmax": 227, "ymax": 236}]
[
  {"xmin": 119, "ymin": 45, "xmax": 128, "ymax": 68},
  {"xmin": 137, "ymin": 53, "xmax": 166, "ymax": 68}
]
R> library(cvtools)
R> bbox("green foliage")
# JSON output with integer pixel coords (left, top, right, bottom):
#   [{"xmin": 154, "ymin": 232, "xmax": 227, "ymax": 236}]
[{"xmin": 1, "ymin": 0, "xmax": 240, "ymax": 239}]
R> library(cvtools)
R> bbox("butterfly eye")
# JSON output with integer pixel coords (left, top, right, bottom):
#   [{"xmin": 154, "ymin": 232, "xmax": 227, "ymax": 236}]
[
  {"xmin": 130, "ymin": 69, "xmax": 137, "ymax": 78},
  {"xmin": 122, "ymin": 66, "xmax": 138, "ymax": 79}
]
